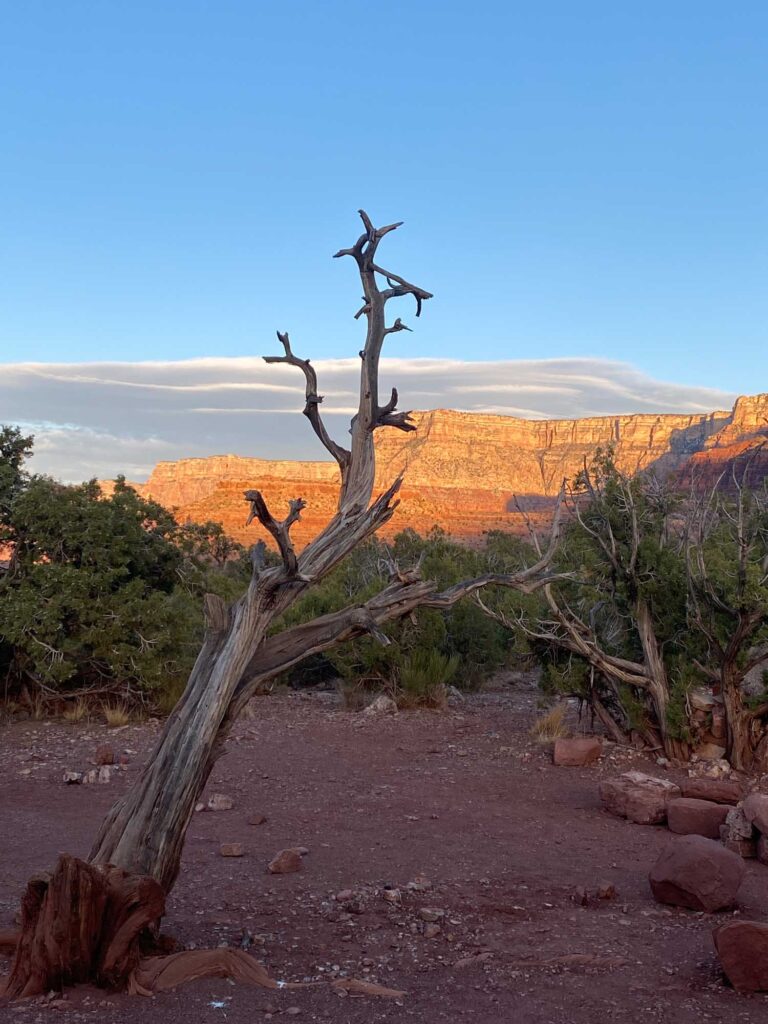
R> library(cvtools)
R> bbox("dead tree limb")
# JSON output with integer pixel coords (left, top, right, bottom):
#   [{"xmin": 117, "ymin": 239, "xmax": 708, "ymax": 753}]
[{"xmin": 9, "ymin": 210, "xmax": 562, "ymax": 999}]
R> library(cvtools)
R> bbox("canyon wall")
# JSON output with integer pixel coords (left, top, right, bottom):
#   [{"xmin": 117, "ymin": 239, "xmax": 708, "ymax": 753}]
[{"xmin": 121, "ymin": 394, "xmax": 768, "ymax": 548}]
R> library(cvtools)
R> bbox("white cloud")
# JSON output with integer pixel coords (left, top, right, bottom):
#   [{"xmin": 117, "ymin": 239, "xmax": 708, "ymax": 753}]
[{"xmin": 0, "ymin": 356, "xmax": 737, "ymax": 483}]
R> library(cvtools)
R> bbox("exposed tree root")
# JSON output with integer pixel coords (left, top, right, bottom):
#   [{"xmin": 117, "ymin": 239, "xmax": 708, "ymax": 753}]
[{"xmin": 2, "ymin": 854, "xmax": 164, "ymax": 999}]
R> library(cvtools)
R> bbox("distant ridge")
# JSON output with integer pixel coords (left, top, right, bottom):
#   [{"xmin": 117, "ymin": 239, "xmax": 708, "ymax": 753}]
[{"xmin": 103, "ymin": 394, "xmax": 768, "ymax": 546}]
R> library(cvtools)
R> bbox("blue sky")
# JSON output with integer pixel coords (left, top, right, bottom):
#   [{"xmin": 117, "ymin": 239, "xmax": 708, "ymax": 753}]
[{"xmin": 0, "ymin": 2, "xmax": 766, "ymax": 478}]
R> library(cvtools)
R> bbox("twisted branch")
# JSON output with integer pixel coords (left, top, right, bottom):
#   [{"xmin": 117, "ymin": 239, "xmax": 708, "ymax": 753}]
[
  {"xmin": 263, "ymin": 331, "xmax": 351, "ymax": 473},
  {"xmin": 244, "ymin": 491, "xmax": 309, "ymax": 579}
]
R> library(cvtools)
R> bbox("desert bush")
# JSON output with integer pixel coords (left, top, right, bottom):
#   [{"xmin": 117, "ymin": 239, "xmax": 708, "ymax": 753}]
[{"xmin": 397, "ymin": 648, "xmax": 459, "ymax": 708}]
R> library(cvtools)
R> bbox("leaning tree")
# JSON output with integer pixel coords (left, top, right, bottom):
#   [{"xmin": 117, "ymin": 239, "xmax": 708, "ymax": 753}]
[{"xmin": 4, "ymin": 211, "xmax": 566, "ymax": 998}]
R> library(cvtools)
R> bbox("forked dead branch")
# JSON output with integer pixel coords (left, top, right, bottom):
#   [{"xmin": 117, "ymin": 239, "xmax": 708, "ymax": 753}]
[{"xmin": 3, "ymin": 210, "xmax": 564, "ymax": 998}]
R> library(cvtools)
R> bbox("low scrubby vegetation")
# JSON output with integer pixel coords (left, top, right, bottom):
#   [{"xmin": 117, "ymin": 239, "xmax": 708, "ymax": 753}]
[{"xmin": 2, "ymin": 425, "xmax": 767, "ymax": 771}]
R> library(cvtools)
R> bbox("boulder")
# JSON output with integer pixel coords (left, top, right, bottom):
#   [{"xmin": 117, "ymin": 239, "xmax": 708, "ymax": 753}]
[
  {"xmin": 649, "ymin": 834, "xmax": 745, "ymax": 912},
  {"xmin": 679, "ymin": 778, "xmax": 744, "ymax": 805},
  {"xmin": 742, "ymin": 793, "xmax": 768, "ymax": 834},
  {"xmin": 268, "ymin": 848, "xmax": 303, "ymax": 874},
  {"xmin": 666, "ymin": 798, "xmax": 729, "ymax": 839},
  {"xmin": 599, "ymin": 771, "xmax": 681, "ymax": 825},
  {"xmin": 553, "ymin": 737, "xmax": 603, "ymax": 767},
  {"xmin": 713, "ymin": 921, "xmax": 768, "ymax": 991}
]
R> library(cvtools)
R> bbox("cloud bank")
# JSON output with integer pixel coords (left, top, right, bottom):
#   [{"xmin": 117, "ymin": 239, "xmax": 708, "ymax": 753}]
[{"xmin": 0, "ymin": 357, "xmax": 737, "ymax": 482}]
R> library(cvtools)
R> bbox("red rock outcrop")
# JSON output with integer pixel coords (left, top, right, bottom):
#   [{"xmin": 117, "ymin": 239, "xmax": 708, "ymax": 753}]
[{"xmin": 106, "ymin": 394, "xmax": 768, "ymax": 548}]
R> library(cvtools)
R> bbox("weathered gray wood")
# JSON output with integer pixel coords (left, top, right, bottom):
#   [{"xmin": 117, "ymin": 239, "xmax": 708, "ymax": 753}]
[{"xmin": 87, "ymin": 211, "xmax": 560, "ymax": 896}]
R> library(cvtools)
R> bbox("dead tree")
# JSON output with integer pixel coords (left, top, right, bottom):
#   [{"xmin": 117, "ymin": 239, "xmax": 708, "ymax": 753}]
[
  {"xmin": 686, "ymin": 457, "xmax": 768, "ymax": 770},
  {"xmin": 479, "ymin": 463, "xmax": 690, "ymax": 760},
  {"xmin": 5, "ymin": 211, "xmax": 565, "ymax": 998}
]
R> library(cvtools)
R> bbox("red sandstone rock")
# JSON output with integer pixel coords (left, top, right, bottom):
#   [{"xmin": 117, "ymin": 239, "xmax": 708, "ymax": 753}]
[
  {"xmin": 553, "ymin": 737, "xmax": 603, "ymax": 767},
  {"xmin": 679, "ymin": 778, "xmax": 744, "ymax": 805},
  {"xmin": 599, "ymin": 772, "xmax": 681, "ymax": 825},
  {"xmin": 267, "ymin": 848, "xmax": 303, "ymax": 874},
  {"xmin": 713, "ymin": 920, "xmax": 768, "ymax": 991},
  {"xmin": 93, "ymin": 744, "xmax": 115, "ymax": 766},
  {"xmin": 666, "ymin": 798, "xmax": 729, "ymax": 839},
  {"xmin": 220, "ymin": 843, "xmax": 244, "ymax": 857},
  {"xmin": 649, "ymin": 835, "xmax": 745, "ymax": 912},
  {"xmin": 98, "ymin": 396, "xmax": 768, "ymax": 547}
]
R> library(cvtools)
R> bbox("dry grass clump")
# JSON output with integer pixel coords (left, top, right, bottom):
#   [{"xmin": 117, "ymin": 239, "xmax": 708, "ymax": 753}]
[
  {"xmin": 530, "ymin": 703, "xmax": 570, "ymax": 743},
  {"xmin": 102, "ymin": 701, "xmax": 132, "ymax": 727},
  {"xmin": 62, "ymin": 698, "xmax": 90, "ymax": 724}
]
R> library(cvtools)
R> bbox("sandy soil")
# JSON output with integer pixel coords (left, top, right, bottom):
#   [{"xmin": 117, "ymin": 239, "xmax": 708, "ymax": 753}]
[{"xmin": 2, "ymin": 678, "xmax": 768, "ymax": 1023}]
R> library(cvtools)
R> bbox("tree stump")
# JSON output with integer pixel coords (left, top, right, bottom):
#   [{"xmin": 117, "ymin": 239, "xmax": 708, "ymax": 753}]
[{"xmin": 3, "ymin": 854, "xmax": 164, "ymax": 999}]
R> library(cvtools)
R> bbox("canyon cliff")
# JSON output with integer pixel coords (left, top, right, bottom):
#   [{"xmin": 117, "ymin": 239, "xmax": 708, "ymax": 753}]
[{"xmin": 121, "ymin": 394, "xmax": 768, "ymax": 548}]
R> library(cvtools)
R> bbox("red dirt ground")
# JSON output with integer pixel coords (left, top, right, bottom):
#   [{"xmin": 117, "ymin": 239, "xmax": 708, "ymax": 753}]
[{"xmin": 2, "ymin": 678, "xmax": 768, "ymax": 1023}]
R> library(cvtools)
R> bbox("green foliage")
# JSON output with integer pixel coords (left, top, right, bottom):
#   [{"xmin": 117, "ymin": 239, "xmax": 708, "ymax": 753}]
[
  {"xmin": 0, "ymin": 425, "xmax": 33, "ymax": 541},
  {"xmin": 399, "ymin": 648, "xmax": 459, "ymax": 708},
  {"xmin": 279, "ymin": 527, "xmax": 538, "ymax": 698},
  {"xmin": 0, "ymin": 429, "xmax": 251, "ymax": 707}
]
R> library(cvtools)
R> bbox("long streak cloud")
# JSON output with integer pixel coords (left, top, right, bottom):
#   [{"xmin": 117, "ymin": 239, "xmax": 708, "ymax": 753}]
[{"xmin": 0, "ymin": 357, "xmax": 737, "ymax": 482}]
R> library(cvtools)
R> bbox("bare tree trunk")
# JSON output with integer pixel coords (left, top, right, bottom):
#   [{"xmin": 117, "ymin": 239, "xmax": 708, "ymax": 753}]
[
  {"xmin": 720, "ymin": 665, "xmax": 753, "ymax": 771},
  {"xmin": 7, "ymin": 211, "xmax": 565, "ymax": 998}
]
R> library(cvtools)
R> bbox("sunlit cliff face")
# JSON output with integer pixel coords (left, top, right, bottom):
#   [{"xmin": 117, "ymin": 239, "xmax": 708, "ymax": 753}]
[{"xmin": 100, "ymin": 395, "xmax": 768, "ymax": 549}]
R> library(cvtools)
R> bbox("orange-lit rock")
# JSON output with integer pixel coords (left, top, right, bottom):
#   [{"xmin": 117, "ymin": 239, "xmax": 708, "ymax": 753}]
[{"xmin": 101, "ymin": 394, "xmax": 768, "ymax": 548}]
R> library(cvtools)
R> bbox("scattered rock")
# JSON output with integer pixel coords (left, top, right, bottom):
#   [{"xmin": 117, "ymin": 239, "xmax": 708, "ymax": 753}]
[
  {"xmin": 553, "ymin": 737, "xmax": 602, "ymax": 767},
  {"xmin": 599, "ymin": 771, "xmax": 681, "ymax": 825},
  {"xmin": 62, "ymin": 771, "xmax": 82, "ymax": 784},
  {"xmin": 690, "ymin": 688, "xmax": 717, "ymax": 711},
  {"xmin": 381, "ymin": 886, "xmax": 401, "ymax": 904},
  {"xmin": 667, "ymin": 798, "xmax": 729, "ymax": 839},
  {"xmin": 207, "ymin": 793, "xmax": 234, "ymax": 812},
  {"xmin": 597, "ymin": 882, "xmax": 617, "ymax": 900},
  {"xmin": 689, "ymin": 757, "xmax": 731, "ymax": 780},
  {"xmin": 649, "ymin": 834, "xmax": 745, "ymax": 912},
  {"xmin": 363, "ymin": 695, "xmax": 398, "ymax": 716},
  {"xmin": 423, "ymin": 923, "xmax": 441, "ymax": 938},
  {"xmin": 93, "ymin": 744, "xmax": 114, "ymax": 766},
  {"xmin": 406, "ymin": 876, "xmax": 432, "ymax": 892},
  {"xmin": 679, "ymin": 778, "xmax": 744, "ymax": 805},
  {"xmin": 249, "ymin": 814, "xmax": 268, "ymax": 826},
  {"xmin": 267, "ymin": 848, "xmax": 303, "ymax": 874},
  {"xmin": 445, "ymin": 685, "xmax": 465, "ymax": 706},
  {"xmin": 220, "ymin": 843, "xmax": 244, "ymax": 857},
  {"xmin": 742, "ymin": 792, "xmax": 768, "ymax": 834},
  {"xmin": 81, "ymin": 766, "xmax": 111, "ymax": 784},
  {"xmin": 98, "ymin": 765, "xmax": 112, "ymax": 783},
  {"xmin": 714, "ymin": 920, "xmax": 768, "ymax": 991},
  {"xmin": 194, "ymin": 802, "xmax": 205, "ymax": 813},
  {"xmin": 418, "ymin": 907, "xmax": 445, "ymax": 923},
  {"xmin": 454, "ymin": 952, "xmax": 493, "ymax": 968}
]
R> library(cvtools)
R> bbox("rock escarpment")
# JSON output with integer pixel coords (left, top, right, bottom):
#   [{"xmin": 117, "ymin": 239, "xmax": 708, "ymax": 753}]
[{"xmin": 117, "ymin": 394, "xmax": 768, "ymax": 547}]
